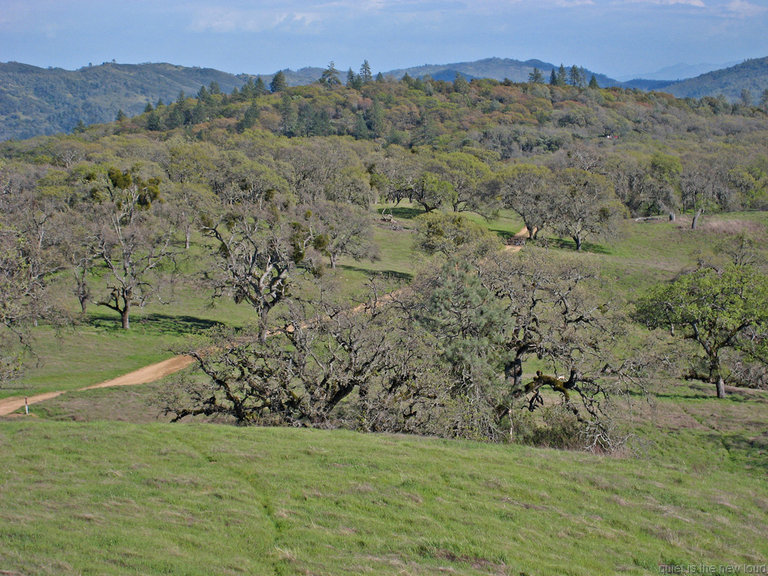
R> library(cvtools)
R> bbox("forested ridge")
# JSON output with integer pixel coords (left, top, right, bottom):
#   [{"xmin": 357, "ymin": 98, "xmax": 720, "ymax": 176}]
[
  {"xmin": 2, "ymin": 66, "xmax": 768, "ymax": 448},
  {"xmin": 2, "ymin": 56, "xmax": 768, "ymax": 141}
]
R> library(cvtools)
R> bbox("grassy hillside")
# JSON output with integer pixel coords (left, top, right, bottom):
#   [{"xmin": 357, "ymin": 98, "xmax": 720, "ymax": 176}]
[
  {"xmin": 1, "ymin": 62, "xmax": 767, "ymax": 574},
  {"xmin": 1, "ymin": 405, "xmax": 766, "ymax": 576},
  {"xmin": 1, "ymin": 212, "xmax": 767, "ymax": 574}
]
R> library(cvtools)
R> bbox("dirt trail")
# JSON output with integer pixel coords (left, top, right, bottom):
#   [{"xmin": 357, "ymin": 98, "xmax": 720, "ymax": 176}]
[
  {"xmin": 0, "ymin": 225, "xmax": 529, "ymax": 417},
  {"xmin": 503, "ymin": 225, "xmax": 531, "ymax": 253},
  {"xmin": 0, "ymin": 355, "xmax": 195, "ymax": 416}
]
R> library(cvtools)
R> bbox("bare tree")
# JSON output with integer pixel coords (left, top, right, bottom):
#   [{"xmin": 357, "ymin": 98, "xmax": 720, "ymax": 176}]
[
  {"xmin": 91, "ymin": 168, "xmax": 176, "ymax": 329},
  {"xmin": 495, "ymin": 163, "xmax": 555, "ymax": 239},
  {"xmin": 165, "ymin": 282, "xmax": 406, "ymax": 426},
  {"xmin": 552, "ymin": 168, "xmax": 625, "ymax": 251},
  {"xmin": 202, "ymin": 198, "xmax": 316, "ymax": 343},
  {"xmin": 310, "ymin": 200, "xmax": 378, "ymax": 269}
]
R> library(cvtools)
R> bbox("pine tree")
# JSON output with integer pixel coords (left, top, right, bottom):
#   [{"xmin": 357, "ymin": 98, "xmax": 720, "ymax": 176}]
[
  {"xmin": 270, "ymin": 71, "xmax": 287, "ymax": 93},
  {"xmin": 319, "ymin": 61, "xmax": 341, "ymax": 87},
  {"xmin": 568, "ymin": 65, "xmax": 584, "ymax": 88},
  {"xmin": 556, "ymin": 64, "xmax": 567, "ymax": 87},
  {"xmin": 528, "ymin": 68, "xmax": 544, "ymax": 84},
  {"xmin": 254, "ymin": 77, "xmax": 267, "ymax": 96},
  {"xmin": 360, "ymin": 60, "xmax": 373, "ymax": 84},
  {"xmin": 347, "ymin": 68, "xmax": 362, "ymax": 90}
]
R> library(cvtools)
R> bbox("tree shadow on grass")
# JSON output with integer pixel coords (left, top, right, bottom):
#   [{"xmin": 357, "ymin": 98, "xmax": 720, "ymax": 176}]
[
  {"xmin": 84, "ymin": 312, "xmax": 223, "ymax": 335},
  {"xmin": 537, "ymin": 237, "xmax": 611, "ymax": 255},
  {"xmin": 655, "ymin": 391, "xmax": 715, "ymax": 401},
  {"xmin": 492, "ymin": 230, "xmax": 516, "ymax": 243},
  {"xmin": 711, "ymin": 431, "xmax": 768, "ymax": 473},
  {"xmin": 337, "ymin": 265, "xmax": 413, "ymax": 282},
  {"xmin": 377, "ymin": 206, "xmax": 424, "ymax": 220}
]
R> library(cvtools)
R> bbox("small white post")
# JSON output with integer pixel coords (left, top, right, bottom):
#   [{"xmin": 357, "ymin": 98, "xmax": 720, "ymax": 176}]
[{"xmin": 25, "ymin": 397, "xmax": 29, "ymax": 415}]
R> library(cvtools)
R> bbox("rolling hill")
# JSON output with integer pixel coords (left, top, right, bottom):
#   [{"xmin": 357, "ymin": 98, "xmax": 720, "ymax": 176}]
[
  {"xmin": 2, "ymin": 56, "xmax": 767, "ymax": 141},
  {"xmin": 385, "ymin": 56, "xmax": 619, "ymax": 87},
  {"xmin": 662, "ymin": 56, "xmax": 768, "ymax": 102},
  {"xmin": 0, "ymin": 61, "xmax": 254, "ymax": 140}
]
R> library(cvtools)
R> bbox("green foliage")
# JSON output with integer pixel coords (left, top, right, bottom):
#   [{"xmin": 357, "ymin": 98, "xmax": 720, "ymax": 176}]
[
  {"xmin": 269, "ymin": 70, "xmax": 287, "ymax": 93},
  {"xmin": 0, "ymin": 62, "xmax": 248, "ymax": 139},
  {"xmin": 414, "ymin": 212, "xmax": 499, "ymax": 256},
  {"xmin": 636, "ymin": 263, "xmax": 768, "ymax": 396}
]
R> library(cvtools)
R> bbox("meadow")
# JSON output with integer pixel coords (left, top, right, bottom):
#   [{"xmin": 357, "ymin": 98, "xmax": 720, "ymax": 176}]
[{"xmin": 1, "ymin": 208, "xmax": 767, "ymax": 575}]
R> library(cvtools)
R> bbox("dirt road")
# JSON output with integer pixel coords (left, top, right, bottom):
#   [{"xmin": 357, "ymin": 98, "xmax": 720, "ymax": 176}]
[{"xmin": 0, "ymin": 355, "xmax": 195, "ymax": 416}]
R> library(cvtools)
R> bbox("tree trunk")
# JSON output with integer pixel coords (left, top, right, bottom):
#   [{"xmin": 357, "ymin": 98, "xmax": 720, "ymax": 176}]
[
  {"xmin": 121, "ymin": 305, "xmax": 131, "ymax": 330},
  {"xmin": 573, "ymin": 235, "xmax": 583, "ymax": 251},
  {"xmin": 691, "ymin": 209, "xmax": 702, "ymax": 230},
  {"xmin": 505, "ymin": 356, "xmax": 523, "ymax": 392},
  {"xmin": 185, "ymin": 225, "xmax": 191, "ymax": 250},
  {"xmin": 716, "ymin": 375, "xmax": 726, "ymax": 399},
  {"xmin": 668, "ymin": 212, "xmax": 676, "ymax": 222},
  {"xmin": 258, "ymin": 308, "xmax": 269, "ymax": 344}
]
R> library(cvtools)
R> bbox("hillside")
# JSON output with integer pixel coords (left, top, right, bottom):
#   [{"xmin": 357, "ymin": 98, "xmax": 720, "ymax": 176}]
[
  {"xmin": 386, "ymin": 56, "xmax": 620, "ymax": 87},
  {"xmin": 1, "ymin": 406, "xmax": 766, "ymax": 575},
  {"xmin": 1, "ymin": 65, "xmax": 768, "ymax": 573},
  {"xmin": 3, "ymin": 56, "xmax": 768, "ymax": 141},
  {"xmin": 660, "ymin": 57, "xmax": 768, "ymax": 102},
  {"xmin": 0, "ymin": 62, "xmax": 250, "ymax": 140}
]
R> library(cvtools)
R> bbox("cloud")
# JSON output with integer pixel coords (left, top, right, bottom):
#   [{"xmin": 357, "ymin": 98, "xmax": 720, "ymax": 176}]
[
  {"xmin": 187, "ymin": 6, "xmax": 324, "ymax": 33},
  {"xmin": 620, "ymin": 0, "xmax": 707, "ymax": 6},
  {"xmin": 554, "ymin": 0, "xmax": 596, "ymax": 6},
  {"xmin": 722, "ymin": 0, "xmax": 768, "ymax": 17}
]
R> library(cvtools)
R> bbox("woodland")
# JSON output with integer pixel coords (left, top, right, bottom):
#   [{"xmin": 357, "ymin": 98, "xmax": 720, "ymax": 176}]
[{"xmin": 2, "ymin": 63, "xmax": 768, "ymax": 450}]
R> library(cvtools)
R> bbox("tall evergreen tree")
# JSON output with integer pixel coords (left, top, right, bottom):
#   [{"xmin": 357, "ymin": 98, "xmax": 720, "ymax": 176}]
[
  {"xmin": 254, "ymin": 76, "xmax": 268, "ymax": 95},
  {"xmin": 568, "ymin": 64, "xmax": 584, "ymax": 88},
  {"xmin": 319, "ymin": 61, "xmax": 341, "ymax": 87},
  {"xmin": 556, "ymin": 64, "xmax": 567, "ymax": 87},
  {"xmin": 270, "ymin": 71, "xmax": 287, "ymax": 93},
  {"xmin": 346, "ymin": 68, "xmax": 362, "ymax": 90},
  {"xmin": 528, "ymin": 67, "xmax": 544, "ymax": 84},
  {"xmin": 360, "ymin": 60, "xmax": 373, "ymax": 84}
]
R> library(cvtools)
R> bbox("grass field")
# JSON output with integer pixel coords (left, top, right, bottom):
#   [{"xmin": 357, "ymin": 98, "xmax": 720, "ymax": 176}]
[
  {"xmin": 1, "ymin": 208, "xmax": 767, "ymax": 575},
  {"xmin": 1, "ymin": 399, "xmax": 766, "ymax": 576}
]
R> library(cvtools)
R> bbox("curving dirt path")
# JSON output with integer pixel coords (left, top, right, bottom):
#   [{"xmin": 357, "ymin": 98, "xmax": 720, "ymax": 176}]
[
  {"xmin": 0, "ymin": 225, "xmax": 530, "ymax": 417},
  {"xmin": 0, "ymin": 355, "xmax": 195, "ymax": 416},
  {"xmin": 504, "ymin": 225, "xmax": 532, "ymax": 253}
]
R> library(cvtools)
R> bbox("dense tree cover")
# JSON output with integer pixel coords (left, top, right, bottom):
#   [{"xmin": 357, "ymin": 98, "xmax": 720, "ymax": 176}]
[
  {"xmin": 167, "ymin": 246, "xmax": 643, "ymax": 449},
  {"xmin": 0, "ymin": 62, "xmax": 250, "ymax": 140}
]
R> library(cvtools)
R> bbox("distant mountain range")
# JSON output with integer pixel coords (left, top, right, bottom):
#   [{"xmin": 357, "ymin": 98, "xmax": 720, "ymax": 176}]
[
  {"xmin": 1, "ymin": 56, "xmax": 766, "ymax": 141},
  {"xmin": 617, "ymin": 61, "xmax": 740, "ymax": 82}
]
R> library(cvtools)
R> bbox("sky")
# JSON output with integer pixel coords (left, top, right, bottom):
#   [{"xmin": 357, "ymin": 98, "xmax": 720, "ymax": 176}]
[{"xmin": 1, "ymin": 0, "xmax": 767, "ymax": 79}]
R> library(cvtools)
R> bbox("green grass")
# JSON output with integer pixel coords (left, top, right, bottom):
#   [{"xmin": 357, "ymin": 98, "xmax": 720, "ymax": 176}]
[
  {"xmin": 2, "ymin": 210, "xmax": 768, "ymax": 575},
  {"xmin": 1, "ymin": 409, "xmax": 766, "ymax": 575}
]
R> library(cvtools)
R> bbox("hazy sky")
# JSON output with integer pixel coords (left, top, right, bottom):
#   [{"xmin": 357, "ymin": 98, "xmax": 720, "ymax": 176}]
[{"xmin": 1, "ymin": 0, "xmax": 767, "ymax": 78}]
